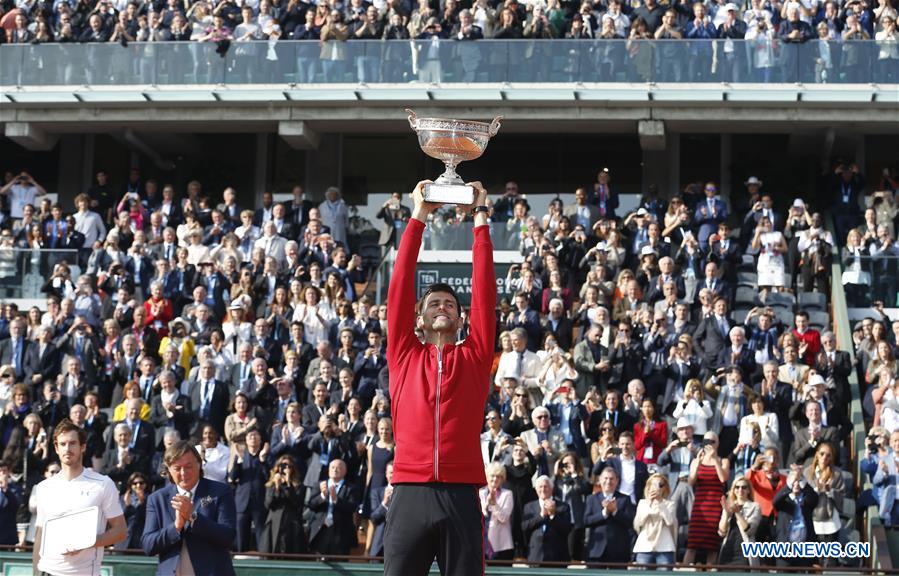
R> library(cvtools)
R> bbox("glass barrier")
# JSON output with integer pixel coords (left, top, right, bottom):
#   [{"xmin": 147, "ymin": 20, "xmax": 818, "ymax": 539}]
[
  {"xmin": 0, "ymin": 248, "xmax": 81, "ymax": 300},
  {"xmin": 841, "ymin": 253, "xmax": 898, "ymax": 308},
  {"xmin": 1, "ymin": 40, "xmax": 896, "ymax": 86}
]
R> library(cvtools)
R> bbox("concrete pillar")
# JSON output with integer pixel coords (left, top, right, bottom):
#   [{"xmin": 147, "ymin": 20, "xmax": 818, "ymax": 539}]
[
  {"xmin": 666, "ymin": 131, "xmax": 680, "ymax": 199},
  {"xmin": 57, "ymin": 136, "xmax": 87, "ymax": 206},
  {"xmin": 720, "ymin": 133, "xmax": 732, "ymax": 204},
  {"xmin": 304, "ymin": 133, "xmax": 343, "ymax": 201},
  {"xmin": 279, "ymin": 121, "xmax": 321, "ymax": 150},
  {"xmin": 254, "ymin": 133, "xmax": 269, "ymax": 205},
  {"xmin": 639, "ymin": 120, "xmax": 668, "ymax": 198}
]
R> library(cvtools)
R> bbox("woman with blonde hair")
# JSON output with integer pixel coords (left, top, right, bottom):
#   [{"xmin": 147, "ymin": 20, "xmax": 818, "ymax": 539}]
[
  {"xmin": 479, "ymin": 462, "xmax": 515, "ymax": 560},
  {"xmin": 718, "ymin": 476, "xmax": 762, "ymax": 565},
  {"xmin": 633, "ymin": 473, "xmax": 677, "ymax": 569}
]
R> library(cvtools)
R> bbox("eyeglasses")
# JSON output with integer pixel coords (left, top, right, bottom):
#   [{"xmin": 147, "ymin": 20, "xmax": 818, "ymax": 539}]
[
  {"xmin": 515, "ymin": 393, "xmax": 527, "ymax": 398},
  {"xmin": 486, "ymin": 416, "xmax": 497, "ymax": 421},
  {"xmin": 1, "ymin": 374, "xmax": 12, "ymax": 379},
  {"xmin": 131, "ymin": 481, "xmax": 146, "ymax": 486},
  {"xmin": 535, "ymin": 415, "xmax": 548, "ymax": 420}
]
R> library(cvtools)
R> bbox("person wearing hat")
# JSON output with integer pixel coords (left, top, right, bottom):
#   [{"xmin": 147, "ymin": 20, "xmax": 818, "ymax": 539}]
[
  {"xmin": 778, "ymin": 6, "xmax": 814, "ymax": 81},
  {"xmin": 716, "ymin": 3, "xmax": 747, "ymax": 82},
  {"xmin": 788, "ymin": 373, "xmax": 846, "ymax": 435},
  {"xmin": 622, "ymin": 207, "xmax": 652, "ymax": 266},
  {"xmin": 195, "ymin": 255, "xmax": 232, "ymax": 320}
]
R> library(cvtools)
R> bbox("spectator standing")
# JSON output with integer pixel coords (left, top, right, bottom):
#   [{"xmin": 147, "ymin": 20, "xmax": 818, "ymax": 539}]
[
  {"xmin": 633, "ymin": 473, "xmax": 677, "ymax": 569},
  {"xmin": 683, "ymin": 431, "xmax": 729, "ymax": 566},
  {"xmin": 522, "ymin": 475, "xmax": 571, "ymax": 562},
  {"xmin": 717, "ymin": 476, "xmax": 762, "ymax": 565},
  {"xmin": 480, "ymin": 462, "xmax": 515, "ymax": 560},
  {"xmin": 319, "ymin": 187, "xmax": 349, "ymax": 247}
]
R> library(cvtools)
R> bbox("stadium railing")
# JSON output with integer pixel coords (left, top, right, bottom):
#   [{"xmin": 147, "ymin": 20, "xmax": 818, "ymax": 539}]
[{"xmin": 1, "ymin": 40, "xmax": 896, "ymax": 87}]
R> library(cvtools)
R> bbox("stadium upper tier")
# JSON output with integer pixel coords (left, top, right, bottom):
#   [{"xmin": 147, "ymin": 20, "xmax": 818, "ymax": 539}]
[{"xmin": 1, "ymin": 40, "xmax": 897, "ymax": 86}]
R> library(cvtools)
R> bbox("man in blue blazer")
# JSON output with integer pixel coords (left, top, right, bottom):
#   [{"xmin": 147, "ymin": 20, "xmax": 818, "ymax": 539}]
[
  {"xmin": 590, "ymin": 433, "xmax": 649, "ymax": 505},
  {"xmin": 693, "ymin": 182, "xmax": 728, "ymax": 250},
  {"xmin": 142, "ymin": 441, "xmax": 237, "ymax": 576},
  {"xmin": 583, "ymin": 466, "xmax": 636, "ymax": 563}
]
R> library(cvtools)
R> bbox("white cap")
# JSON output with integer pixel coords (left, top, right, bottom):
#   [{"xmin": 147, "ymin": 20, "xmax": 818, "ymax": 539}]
[
  {"xmin": 724, "ymin": 2, "xmax": 739, "ymax": 10},
  {"xmin": 676, "ymin": 417, "xmax": 693, "ymax": 429},
  {"xmin": 808, "ymin": 374, "xmax": 827, "ymax": 387},
  {"xmin": 640, "ymin": 245, "xmax": 656, "ymax": 257},
  {"xmin": 636, "ymin": 208, "xmax": 649, "ymax": 216},
  {"xmin": 744, "ymin": 176, "xmax": 763, "ymax": 187},
  {"xmin": 792, "ymin": 198, "xmax": 806, "ymax": 208}
]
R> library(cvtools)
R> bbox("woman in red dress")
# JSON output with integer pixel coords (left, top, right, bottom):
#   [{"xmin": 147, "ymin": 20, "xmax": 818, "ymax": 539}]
[
  {"xmin": 633, "ymin": 398, "xmax": 667, "ymax": 465},
  {"xmin": 143, "ymin": 281, "xmax": 173, "ymax": 338},
  {"xmin": 684, "ymin": 431, "xmax": 730, "ymax": 566}
]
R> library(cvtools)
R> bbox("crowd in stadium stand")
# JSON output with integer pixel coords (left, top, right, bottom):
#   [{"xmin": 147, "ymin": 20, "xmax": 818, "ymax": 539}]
[
  {"xmin": 1, "ymin": 0, "xmax": 898, "ymax": 83},
  {"xmin": 0, "ymin": 163, "xmax": 895, "ymax": 567}
]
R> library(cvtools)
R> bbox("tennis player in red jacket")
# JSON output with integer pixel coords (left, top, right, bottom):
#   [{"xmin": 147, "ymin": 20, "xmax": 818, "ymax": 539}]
[{"xmin": 383, "ymin": 180, "xmax": 495, "ymax": 575}]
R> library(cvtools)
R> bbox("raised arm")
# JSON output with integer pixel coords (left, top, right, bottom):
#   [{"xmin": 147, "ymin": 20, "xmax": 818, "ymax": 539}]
[
  {"xmin": 386, "ymin": 181, "xmax": 435, "ymax": 372},
  {"xmin": 466, "ymin": 182, "xmax": 496, "ymax": 367}
]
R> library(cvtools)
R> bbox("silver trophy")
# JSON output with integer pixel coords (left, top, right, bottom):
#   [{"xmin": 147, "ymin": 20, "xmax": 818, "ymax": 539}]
[{"xmin": 406, "ymin": 108, "xmax": 502, "ymax": 204}]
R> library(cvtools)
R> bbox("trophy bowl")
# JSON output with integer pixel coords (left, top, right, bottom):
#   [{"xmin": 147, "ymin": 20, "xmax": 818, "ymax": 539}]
[{"xmin": 406, "ymin": 109, "xmax": 502, "ymax": 204}]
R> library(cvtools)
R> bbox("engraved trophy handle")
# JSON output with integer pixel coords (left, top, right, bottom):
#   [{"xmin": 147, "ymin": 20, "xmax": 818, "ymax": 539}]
[
  {"xmin": 406, "ymin": 109, "xmax": 418, "ymax": 130},
  {"xmin": 489, "ymin": 116, "xmax": 503, "ymax": 137}
]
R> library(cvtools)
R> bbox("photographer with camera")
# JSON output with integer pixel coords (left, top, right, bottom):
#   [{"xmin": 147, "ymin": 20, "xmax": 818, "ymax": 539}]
[
  {"xmin": 552, "ymin": 452, "xmax": 590, "ymax": 560},
  {"xmin": 259, "ymin": 455, "xmax": 306, "ymax": 554},
  {"xmin": 0, "ymin": 172, "xmax": 47, "ymax": 223}
]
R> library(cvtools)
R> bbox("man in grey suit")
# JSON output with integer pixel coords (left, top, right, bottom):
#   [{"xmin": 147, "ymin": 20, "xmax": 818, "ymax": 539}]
[
  {"xmin": 253, "ymin": 222, "xmax": 288, "ymax": 267},
  {"xmin": 563, "ymin": 188, "xmax": 600, "ymax": 233}
]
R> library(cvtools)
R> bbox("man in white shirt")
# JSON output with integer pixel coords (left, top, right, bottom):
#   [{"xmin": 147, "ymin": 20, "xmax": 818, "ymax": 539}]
[
  {"xmin": 494, "ymin": 328, "xmax": 541, "ymax": 403},
  {"xmin": 1, "ymin": 171, "xmax": 46, "ymax": 221},
  {"xmin": 33, "ymin": 419, "xmax": 126, "ymax": 576}
]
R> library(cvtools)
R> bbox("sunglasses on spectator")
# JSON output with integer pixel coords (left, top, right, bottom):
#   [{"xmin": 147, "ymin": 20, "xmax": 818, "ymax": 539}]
[
  {"xmin": 486, "ymin": 416, "xmax": 497, "ymax": 421},
  {"xmin": 601, "ymin": 427, "xmax": 614, "ymax": 432},
  {"xmin": 515, "ymin": 393, "xmax": 527, "ymax": 398},
  {"xmin": 535, "ymin": 415, "xmax": 548, "ymax": 420},
  {"xmin": 132, "ymin": 481, "xmax": 146, "ymax": 486},
  {"xmin": 705, "ymin": 187, "xmax": 717, "ymax": 192}
]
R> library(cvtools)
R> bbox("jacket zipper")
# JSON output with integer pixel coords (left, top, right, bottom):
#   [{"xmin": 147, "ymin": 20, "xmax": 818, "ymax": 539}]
[{"xmin": 434, "ymin": 346, "xmax": 443, "ymax": 481}]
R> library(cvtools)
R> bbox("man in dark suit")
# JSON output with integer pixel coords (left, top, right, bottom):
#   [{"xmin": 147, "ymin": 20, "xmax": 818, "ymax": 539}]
[
  {"xmin": 0, "ymin": 463, "xmax": 20, "ymax": 546},
  {"xmin": 302, "ymin": 383, "xmax": 333, "ymax": 433},
  {"xmin": 829, "ymin": 162, "xmax": 865, "ymax": 249},
  {"xmin": 308, "ymin": 459, "xmax": 360, "ymax": 556},
  {"xmin": 754, "ymin": 360, "xmax": 794, "ymax": 454},
  {"xmin": 693, "ymin": 182, "xmax": 728, "ymax": 250},
  {"xmin": 149, "ymin": 370, "xmax": 193, "ymax": 447},
  {"xmin": 540, "ymin": 300, "xmax": 574, "ymax": 352},
  {"xmin": 352, "ymin": 331, "xmax": 385, "ymax": 406},
  {"xmin": 706, "ymin": 223, "xmax": 741, "ymax": 284},
  {"xmin": 0, "ymin": 318, "xmax": 33, "ymax": 384},
  {"xmin": 816, "ymin": 332, "xmax": 852, "ymax": 408},
  {"xmin": 125, "ymin": 244, "xmax": 155, "ymax": 299},
  {"xmin": 270, "ymin": 203, "xmax": 295, "ymax": 241},
  {"xmin": 695, "ymin": 262, "xmax": 731, "ymax": 306},
  {"xmin": 252, "ymin": 191, "xmax": 275, "ymax": 227},
  {"xmin": 55, "ymin": 316, "xmax": 100, "ymax": 386},
  {"xmin": 583, "ymin": 466, "xmax": 636, "ymax": 563},
  {"xmin": 773, "ymin": 474, "xmax": 818, "ymax": 568},
  {"xmin": 102, "ymin": 422, "xmax": 150, "ymax": 492},
  {"xmin": 188, "ymin": 360, "xmax": 230, "ymax": 438},
  {"xmin": 368, "ymin": 461, "xmax": 394, "ymax": 558},
  {"xmin": 228, "ymin": 427, "xmax": 270, "ymax": 552},
  {"xmin": 591, "ymin": 433, "xmax": 649, "ymax": 504},
  {"xmin": 28, "ymin": 325, "xmax": 60, "ymax": 394},
  {"xmin": 193, "ymin": 261, "xmax": 231, "ymax": 321},
  {"xmin": 789, "ymin": 375, "xmax": 848, "ymax": 441},
  {"xmin": 788, "ymin": 400, "xmax": 839, "ymax": 467},
  {"xmin": 251, "ymin": 318, "xmax": 283, "ymax": 371},
  {"xmin": 715, "ymin": 326, "xmax": 757, "ymax": 379},
  {"xmin": 142, "ymin": 441, "xmax": 237, "ymax": 576},
  {"xmin": 287, "ymin": 185, "xmax": 315, "ymax": 232},
  {"xmin": 505, "ymin": 292, "xmax": 542, "ymax": 352},
  {"xmin": 303, "ymin": 415, "xmax": 355, "ymax": 494},
  {"xmin": 522, "ymin": 475, "xmax": 571, "ymax": 562},
  {"xmin": 109, "ymin": 398, "xmax": 156, "ymax": 457},
  {"xmin": 230, "ymin": 343, "xmax": 255, "ymax": 397},
  {"xmin": 693, "ymin": 296, "xmax": 731, "ymax": 366},
  {"xmin": 376, "ymin": 192, "xmax": 412, "ymax": 248}
]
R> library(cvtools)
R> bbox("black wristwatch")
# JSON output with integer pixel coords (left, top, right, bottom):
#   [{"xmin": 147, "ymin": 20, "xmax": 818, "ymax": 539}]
[{"xmin": 473, "ymin": 206, "xmax": 489, "ymax": 215}]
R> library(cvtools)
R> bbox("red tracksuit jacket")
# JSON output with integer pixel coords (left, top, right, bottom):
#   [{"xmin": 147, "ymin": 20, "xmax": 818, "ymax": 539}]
[{"xmin": 387, "ymin": 218, "xmax": 496, "ymax": 485}]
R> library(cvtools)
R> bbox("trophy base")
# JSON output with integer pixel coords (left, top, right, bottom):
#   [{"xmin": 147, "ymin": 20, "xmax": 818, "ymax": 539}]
[{"xmin": 423, "ymin": 183, "xmax": 474, "ymax": 205}]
